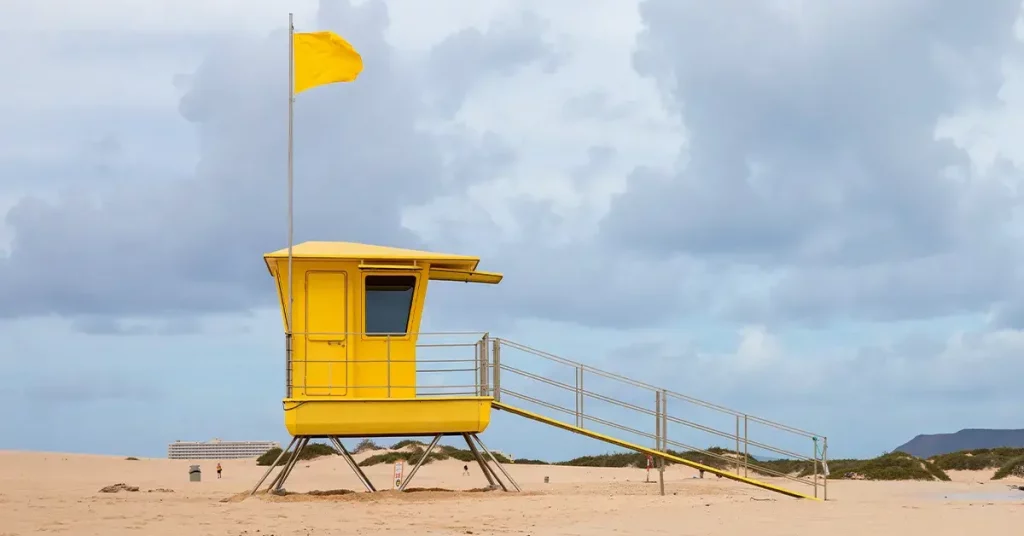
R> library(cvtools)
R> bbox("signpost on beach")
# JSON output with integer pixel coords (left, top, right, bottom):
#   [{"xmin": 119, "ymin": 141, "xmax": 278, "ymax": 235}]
[{"xmin": 394, "ymin": 461, "xmax": 404, "ymax": 490}]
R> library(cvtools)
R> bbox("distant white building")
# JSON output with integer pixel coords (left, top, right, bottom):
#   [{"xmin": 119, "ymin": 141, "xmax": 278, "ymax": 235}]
[{"xmin": 167, "ymin": 438, "xmax": 279, "ymax": 460}]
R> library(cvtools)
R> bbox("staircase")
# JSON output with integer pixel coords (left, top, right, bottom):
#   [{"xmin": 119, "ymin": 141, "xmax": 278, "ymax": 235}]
[{"xmin": 474, "ymin": 337, "xmax": 829, "ymax": 500}]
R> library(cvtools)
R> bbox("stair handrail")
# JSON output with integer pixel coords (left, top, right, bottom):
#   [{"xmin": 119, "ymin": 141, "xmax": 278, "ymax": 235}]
[{"xmin": 495, "ymin": 337, "xmax": 824, "ymax": 440}]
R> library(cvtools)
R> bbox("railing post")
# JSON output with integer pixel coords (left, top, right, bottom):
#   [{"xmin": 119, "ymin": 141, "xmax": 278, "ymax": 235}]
[
  {"xmin": 491, "ymin": 337, "xmax": 501, "ymax": 402},
  {"xmin": 813, "ymin": 437, "xmax": 819, "ymax": 498},
  {"xmin": 575, "ymin": 366, "xmax": 584, "ymax": 428},
  {"xmin": 474, "ymin": 339, "xmax": 480, "ymax": 396},
  {"xmin": 823, "ymin": 437, "xmax": 829, "ymax": 501},
  {"xmin": 660, "ymin": 389, "xmax": 667, "ymax": 494},
  {"xmin": 481, "ymin": 333, "xmax": 490, "ymax": 397},
  {"xmin": 285, "ymin": 333, "xmax": 293, "ymax": 398},
  {"xmin": 655, "ymin": 391, "xmax": 664, "ymax": 496},
  {"xmin": 743, "ymin": 415, "xmax": 749, "ymax": 478},
  {"xmin": 655, "ymin": 391, "xmax": 660, "ymax": 452},
  {"xmin": 735, "ymin": 415, "xmax": 741, "ymax": 475},
  {"xmin": 660, "ymin": 390, "xmax": 668, "ymax": 453},
  {"xmin": 475, "ymin": 339, "xmax": 484, "ymax": 396}
]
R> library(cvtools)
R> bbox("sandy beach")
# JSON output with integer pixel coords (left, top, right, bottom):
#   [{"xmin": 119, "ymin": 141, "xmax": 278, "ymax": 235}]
[{"xmin": 1, "ymin": 449, "xmax": 1021, "ymax": 536}]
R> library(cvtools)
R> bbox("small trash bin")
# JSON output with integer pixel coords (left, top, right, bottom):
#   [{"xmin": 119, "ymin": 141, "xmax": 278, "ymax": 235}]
[{"xmin": 189, "ymin": 465, "xmax": 201, "ymax": 482}]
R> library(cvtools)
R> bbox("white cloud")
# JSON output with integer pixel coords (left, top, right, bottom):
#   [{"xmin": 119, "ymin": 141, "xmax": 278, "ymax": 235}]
[{"xmin": 4, "ymin": 0, "xmax": 1024, "ymax": 459}]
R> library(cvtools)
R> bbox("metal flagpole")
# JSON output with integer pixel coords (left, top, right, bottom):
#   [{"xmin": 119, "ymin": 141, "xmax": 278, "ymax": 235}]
[{"xmin": 286, "ymin": 12, "xmax": 295, "ymax": 337}]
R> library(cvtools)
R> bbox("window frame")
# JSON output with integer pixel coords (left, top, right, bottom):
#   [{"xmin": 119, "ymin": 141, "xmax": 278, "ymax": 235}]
[{"xmin": 360, "ymin": 271, "xmax": 419, "ymax": 339}]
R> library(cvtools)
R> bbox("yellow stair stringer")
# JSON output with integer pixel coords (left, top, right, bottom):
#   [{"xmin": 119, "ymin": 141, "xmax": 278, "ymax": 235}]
[{"xmin": 493, "ymin": 401, "xmax": 820, "ymax": 501}]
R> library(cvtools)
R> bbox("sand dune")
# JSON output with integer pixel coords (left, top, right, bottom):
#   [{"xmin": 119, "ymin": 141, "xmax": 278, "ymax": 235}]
[{"xmin": 1, "ymin": 450, "xmax": 1022, "ymax": 535}]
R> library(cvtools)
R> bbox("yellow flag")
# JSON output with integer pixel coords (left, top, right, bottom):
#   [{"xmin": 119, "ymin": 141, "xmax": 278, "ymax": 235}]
[{"xmin": 293, "ymin": 31, "xmax": 363, "ymax": 94}]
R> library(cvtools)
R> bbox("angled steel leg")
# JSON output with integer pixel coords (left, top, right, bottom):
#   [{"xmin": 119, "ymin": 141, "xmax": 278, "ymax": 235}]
[
  {"xmin": 329, "ymin": 437, "xmax": 376, "ymax": 492},
  {"xmin": 463, "ymin": 433, "xmax": 501, "ymax": 490},
  {"xmin": 270, "ymin": 438, "xmax": 305, "ymax": 493},
  {"xmin": 267, "ymin": 437, "xmax": 304, "ymax": 492},
  {"xmin": 473, "ymin": 434, "xmax": 521, "ymax": 492},
  {"xmin": 479, "ymin": 451, "xmax": 506, "ymax": 491},
  {"xmin": 267, "ymin": 437, "xmax": 301, "ymax": 491},
  {"xmin": 249, "ymin": 436, "xmax": 298, "ymax": 496},
  {"xmin": 270, "ymin": 436, "xmax": 309, "ymax": 493},
  {"xmin": 473, "ymin": 436, "xmax": 507, "ymax": 491},
  {"xmin": 399, "ymin": 435, "xmax": 442, "ymax": 491}
]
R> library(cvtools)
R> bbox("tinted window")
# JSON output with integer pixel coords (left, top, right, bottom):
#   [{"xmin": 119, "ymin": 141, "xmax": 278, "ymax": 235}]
[{"xmin": 364, "ymin": 275, "xmax": 416, "ymax": 335}]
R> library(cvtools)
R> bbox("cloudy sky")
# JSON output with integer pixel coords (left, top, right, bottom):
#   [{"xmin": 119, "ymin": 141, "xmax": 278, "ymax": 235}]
[{"xmin": 2, "ymin": 0, "xmax": 1024, "ymax": 463}]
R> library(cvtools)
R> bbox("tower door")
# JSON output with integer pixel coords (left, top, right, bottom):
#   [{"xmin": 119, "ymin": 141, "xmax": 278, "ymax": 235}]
[{"xmin": 303, "ymin": 271, "xmax": 349, "ymax": 396}]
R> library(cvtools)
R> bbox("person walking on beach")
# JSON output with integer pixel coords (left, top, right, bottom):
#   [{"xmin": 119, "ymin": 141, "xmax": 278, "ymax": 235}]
[
  {"xmin": 463, "ymin": 464, "xmax": 470, "ymax": 476},
  {"xmin": 216, "ymin": 462, "xmax": 222, "ymax": 479}
]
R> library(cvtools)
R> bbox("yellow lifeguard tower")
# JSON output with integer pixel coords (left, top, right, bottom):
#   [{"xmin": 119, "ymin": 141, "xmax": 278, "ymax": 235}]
[
  {"xmin": 249, "ymin": 241, "xmax": 829, "ymax": 501},
  {"xmin": 249, "ymin": 241, "xmax": 519, "ymax": 494}
]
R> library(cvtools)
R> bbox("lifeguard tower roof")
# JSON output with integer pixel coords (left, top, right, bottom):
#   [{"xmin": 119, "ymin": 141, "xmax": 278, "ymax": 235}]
[{"xmin": 264, "ymin": 241, "xmax": 502, "ymax": 284}]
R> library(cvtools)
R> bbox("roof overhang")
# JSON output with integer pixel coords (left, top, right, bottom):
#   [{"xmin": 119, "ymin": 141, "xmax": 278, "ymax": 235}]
[
  {"xmin": 262, "ymin": 241, "xmax": 503, "ymax": 285},
  {"xmin": 427, "ymin": 267, "xmax": 503, "ymax": 284}
]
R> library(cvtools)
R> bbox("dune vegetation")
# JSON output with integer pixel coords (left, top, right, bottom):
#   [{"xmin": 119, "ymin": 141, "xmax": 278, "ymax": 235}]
[{"xmin": 255, "ymin": 440, "xmax": 1024, "ymax": 482}]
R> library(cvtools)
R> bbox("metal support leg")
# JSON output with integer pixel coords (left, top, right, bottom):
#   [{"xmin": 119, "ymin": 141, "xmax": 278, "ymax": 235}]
[
  {"xmin": 269, "ymin": 437, "xmax": 307, "ymax": 493},
  {"xmin": 475, "ymin": 440, "xmax": 507, "ymax": 491},
  {"xmin": 473, "ymin": 434, "xmax": 521, "ymax": 492},
  {"xmin": 399, "ymin": 435, "xmax": 442, "ymax": 491},
  {"xmin": 270, "ymin": 436, "xmax": 308, "ymax": 493},
  {"xmin": 249, "ymin": 436, "xmax": 297, "ymax": 496},
  {"xmin": 465, "ymin": 433, "xmax": 502, "ymax": 490},
  {"xmin": 464, "ymin": 433, "xmax": 500, "ymax": 490},
  {"xmin": 329, "ymin": 437, "xmax": 376, "ymax": 492}
]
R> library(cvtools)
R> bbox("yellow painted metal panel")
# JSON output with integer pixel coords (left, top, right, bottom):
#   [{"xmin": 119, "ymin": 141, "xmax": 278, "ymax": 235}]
[
  {"xmin": 264, "ymin": 241, "xmax": 481, "ymax": 270},
  {"xmin": 303, "ymin": 271, "xmax": 348, "ymax": 396},
  {"xmin": 428, "ymin": 267, "xmax": 503, "ymax": 284},
  {"xmin": 358, "ymin": 263, "xmax": 423, "ymax": 271},
  {"xmin": 493, "ymin": 401, "xmax": 820, "ymax": 501},
  {"xmin": 354, "ymin": 271, "xmax": 421, "ymax": 399},
  {"xmin": 283, "ymin": 397, "xmax": 493, "ymax": 436}
]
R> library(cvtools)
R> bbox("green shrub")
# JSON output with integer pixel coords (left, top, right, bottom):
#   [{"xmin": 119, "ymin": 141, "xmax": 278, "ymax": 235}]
[
  {"xmin": 514, "ymin": 458, "xmax": 549, "ymax": 465},
  {"xmin": 824, "ymin": 452, "xmax": 950, "ymax": 481},
  {"xmin": 256, "ymin": 442, "xmax": 338, "ymax": 466},
  {"xmin": 931, "ymin": 448, "xmax": 1024, "ymax": 471},
  {"xmin": 255, "ymin": 447, "xmax": 286, "ymax": 466},
  {"xmin": 437, "ymin": 445, "xmax": 475, "ymax": 463},
  {"xmin": 390, "ymin": 439, "xmax": 426, "ymax": 450},
  {"xmin": 353, "ymin": 439, "xmax": 382, "ymax": 453},
  {"xmin": 358, "ymin": 444, "xmax": 510, "ymax": 467},
  {"xmin": 559, "ymin": 452, "xmax": 648, "ymax": 468},
  {"xmin": 554, "ymin": 447, "xmax": 755, "ymax": 471},
  {"xmin": 798, "ymin": 459, "xmax": 859, "ymax": 479},
  {"xmin": 757, "ymin": 459, "xmax": 816, "ymax": 476},
  {"xmin": 360, "ymin": 446, "xmax": 434, "ymax": 467},
  {"xmin": 992, "ymin": 455, "xmax": 1024, "ymax": 480}
]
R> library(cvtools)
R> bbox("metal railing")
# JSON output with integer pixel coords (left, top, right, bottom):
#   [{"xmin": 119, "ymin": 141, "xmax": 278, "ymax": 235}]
[
  {"xmin": 488, "ymin": 338, "xmax": 829, "ymax": 499},
  {"xmin": 281, "ymin": 331, "xmax": 828, "ymax": 498},
  {"xmin": 284, "ymin": 331, "xmax": 489, "ymax": 398}
]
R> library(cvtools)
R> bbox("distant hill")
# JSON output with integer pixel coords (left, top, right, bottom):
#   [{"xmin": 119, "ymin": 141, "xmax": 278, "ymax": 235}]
[{"xmin": 894, "ymin": 429, "xmax": 1024, "ymax": 458}]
